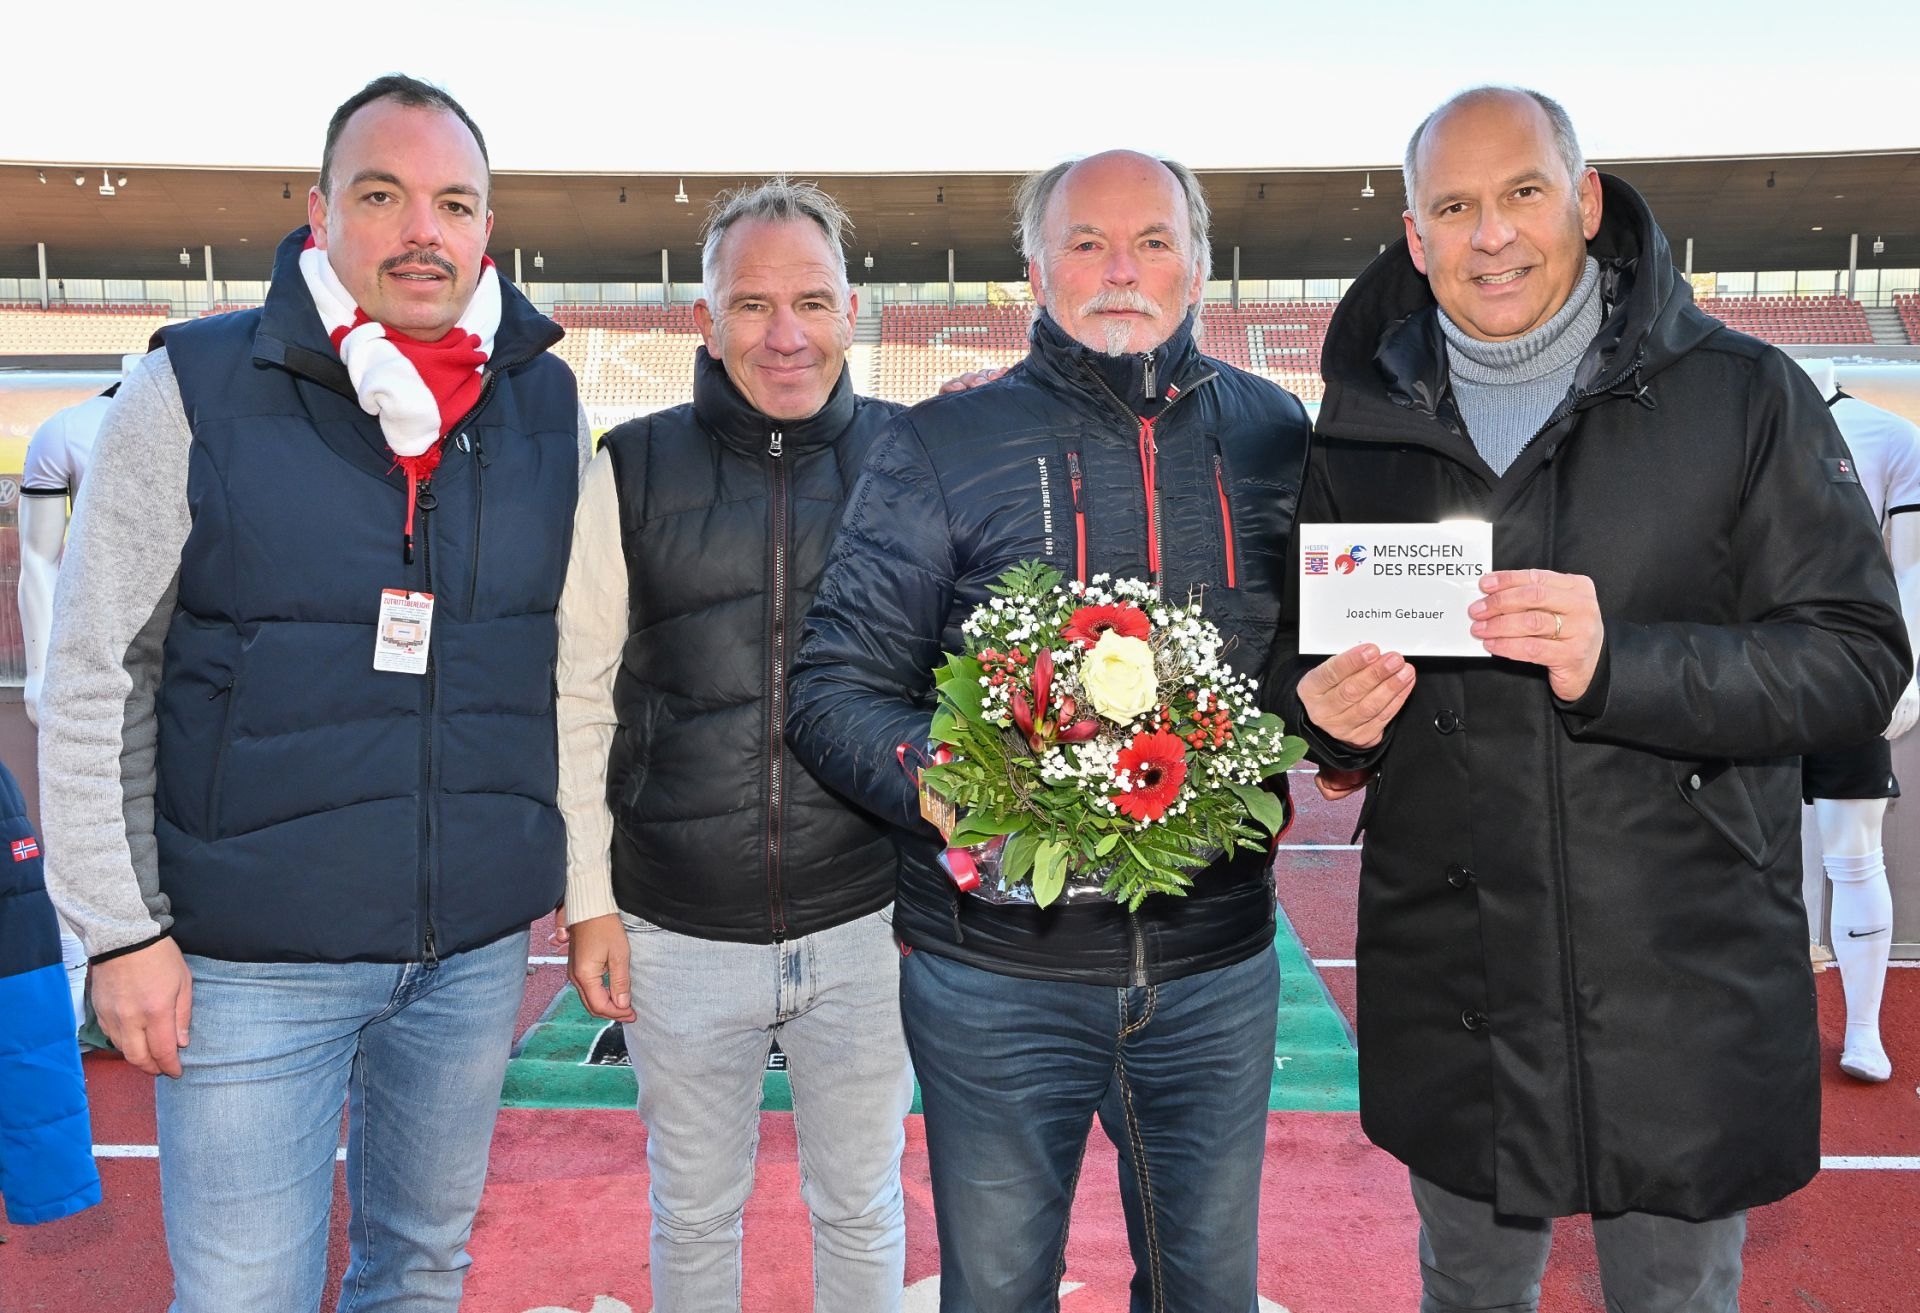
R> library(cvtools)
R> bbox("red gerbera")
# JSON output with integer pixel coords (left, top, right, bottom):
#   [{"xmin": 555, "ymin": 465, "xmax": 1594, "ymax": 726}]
[
  {"xmin": 1062, "ymin": 602, "xmax": 1150, "ymax": 649},
  {"xmin": 1110, "ymin": 730, "xmax": 1189, "ymax": 822}
]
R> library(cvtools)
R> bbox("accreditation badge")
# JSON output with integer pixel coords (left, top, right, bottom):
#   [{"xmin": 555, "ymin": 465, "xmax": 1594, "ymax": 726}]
[
  {"xmin": 374, "ymin": 589, "xmax": 434, "ymax": 674},
  {"xmin": 1298, "ymin": 522, "xmax": 1493, "ymax": 657}
]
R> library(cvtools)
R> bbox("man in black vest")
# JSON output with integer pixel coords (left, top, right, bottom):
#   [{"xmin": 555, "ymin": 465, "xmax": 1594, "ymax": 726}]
[
  {"xmin": 39, "ymin": 75, "xmax": 589, "ymax": 1311},
  {"xmin": 559, "ymin": 179, "xmax": 911, "ymax": 1312}
]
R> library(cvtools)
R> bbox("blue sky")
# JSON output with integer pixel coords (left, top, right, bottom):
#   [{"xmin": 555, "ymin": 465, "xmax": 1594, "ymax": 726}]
[{"xmin": 12, "ymin": 0, "xmax": 1917, "ymax": 173}]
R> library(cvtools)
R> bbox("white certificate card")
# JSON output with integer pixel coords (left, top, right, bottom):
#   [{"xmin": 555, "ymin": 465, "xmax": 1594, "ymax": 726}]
[{"xmin": 1298, "ymin": 522, "xmax": 1493, "ymax": 657}]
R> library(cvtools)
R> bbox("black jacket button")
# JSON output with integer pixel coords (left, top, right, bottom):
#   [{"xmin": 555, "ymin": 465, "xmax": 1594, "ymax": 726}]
[
  {"xmin": 1445, "ymin": 864, "xmax": 1475, "ymax": 889},
  {"xmin": 1461, "ymin": 1008, "xmax": 1488, "ymax": 1031},
  {"xmin": 1434, "ymin": 709, "xmax": 1462, "ymax": 734}
]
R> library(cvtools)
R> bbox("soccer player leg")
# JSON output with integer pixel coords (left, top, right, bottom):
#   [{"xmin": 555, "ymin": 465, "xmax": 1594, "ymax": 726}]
[
  {"xmin": 1812, "ymin": 793, "xmax": 1895, "ymax": 1081},
  {"xmin": 900, "ymin": 947, "xmax": 1117, "ymax": 1311},
  {"xmin": 1095, "ymin": 945, "xmax": 1278, "ymax": 1313},
  {"xmin": 1408, "ymin": 1174, "xmax": 1553, "ymax": 1313},
  {"xmin": 621, "ymin": 913, "xmax": 783, "ymax": 1310},
  {"xmin": 156, "ymin": 957, "xmax": 377, "ymax": 1313},
  {"xmin": 779, "ymin": 907, "xmax": 916, "ymax": 1312},
  {"xmin": 336, "ymin": 929, "xmax": 529, "ymax": 1313}
]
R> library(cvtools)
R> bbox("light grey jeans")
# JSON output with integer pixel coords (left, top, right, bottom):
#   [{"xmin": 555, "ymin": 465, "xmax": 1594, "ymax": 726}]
[
  {"xmin": 620, "ymin": 906, "xmax": 914, "ymax": 1313},
  {"xmin": 1411, "ymin": 1173, "xmax": 1747, "ymax": 1313}
]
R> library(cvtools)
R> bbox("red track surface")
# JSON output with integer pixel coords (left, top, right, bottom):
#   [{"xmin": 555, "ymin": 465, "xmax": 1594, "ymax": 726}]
[{"xmin": 5, "ymin": 784, "xmax": 1917, "ymax": 1312}]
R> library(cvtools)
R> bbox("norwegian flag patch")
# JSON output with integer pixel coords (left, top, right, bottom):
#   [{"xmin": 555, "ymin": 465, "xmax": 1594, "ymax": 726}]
[{"xmin": 12, "ymin": 836, "xmax": 40, "ymax": 862}]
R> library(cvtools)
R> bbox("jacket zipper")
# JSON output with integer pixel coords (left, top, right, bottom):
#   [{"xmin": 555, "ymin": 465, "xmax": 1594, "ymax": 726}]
[
  {"xmin": 1078, "ymin": 361, "xmax": 1217, "ymax": 592},
  {"xmin": 1065, "ymin": 451, "xmax": 1087, "ymax": 584},
  {"xmin": 462, "ymin": 429, "xmax": 491, "ymax": 617},
  {"xmin": 1212, "ymin": 452, "xmax": 1237, "ymax": 588},
  {"xmin": 413, "ymin": 376, "xmax": 499, "ymax": 968},
  {"xmin": 766, "ymin": 428, "xmax": 791, "ymax": 941},
  {"xmin": 419, "ymin": 490, "xmax": 439, "ymax": 967}
]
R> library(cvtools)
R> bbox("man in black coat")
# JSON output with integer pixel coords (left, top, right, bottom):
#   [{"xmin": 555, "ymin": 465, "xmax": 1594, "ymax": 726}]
[
  {"xmin": 557, "ymin": 180, "xmax": 912, "ymax": 1311},
  {"xmin": 789, "ymin": 151, "xmax": 1311, "ymax": 1311},
  {"xmin": 1270, "ymin": 87, "xmax": 1911, "ymax": 1310}
]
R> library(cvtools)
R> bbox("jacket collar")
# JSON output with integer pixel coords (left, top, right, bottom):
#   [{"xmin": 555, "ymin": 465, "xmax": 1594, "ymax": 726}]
[
  {"xmin": 692, "ymin": 346, "xmax": 856, "ymax": 456},
  {"xmin": 1318, "ymin": 173, "xmax": 1718, "ymax": 449},
  {"xmin": 1023, "ymin": 306, "xmax": 1205, "ymax": 414},
  {"xmin": 250, "ymin": 225, "xmax": 563, "ymax": 400}
]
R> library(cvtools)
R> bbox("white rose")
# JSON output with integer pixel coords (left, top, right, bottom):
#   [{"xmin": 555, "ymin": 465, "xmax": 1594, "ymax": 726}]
[{"xmin": 1080, "ymin": 632, "xmax": 1158, "ymax": 723}]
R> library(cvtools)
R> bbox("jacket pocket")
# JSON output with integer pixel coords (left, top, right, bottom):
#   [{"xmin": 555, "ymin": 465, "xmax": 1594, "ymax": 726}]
[
  {"xmin": 1674, "ymin": 760, "xmax": 1773, "ymax": 868},
  {"xmin": 1211, "ymin": 444, "xmax": 1239, "ymax": 589},
  {"xmin": 205, "ymin": 676, "xmax": 238, "ymax": 839}
]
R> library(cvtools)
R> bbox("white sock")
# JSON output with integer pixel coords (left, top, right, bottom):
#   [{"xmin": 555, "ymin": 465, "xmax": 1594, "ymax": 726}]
[
  {"xmin": 1826, "ymin": 849, "xmax": 1893, "ymax": 1081},
  {"xmin": 58, "ymin": 922, "xmax": 87, "ymax": 1029}
]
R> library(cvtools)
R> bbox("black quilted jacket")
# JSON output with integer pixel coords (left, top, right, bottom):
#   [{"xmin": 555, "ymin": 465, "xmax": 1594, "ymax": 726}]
[{"xmin": 788, "ymin": 312, "xmax": 1311, "ymax": 984}]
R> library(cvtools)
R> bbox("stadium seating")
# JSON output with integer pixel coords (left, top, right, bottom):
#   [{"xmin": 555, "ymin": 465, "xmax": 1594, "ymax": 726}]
[
  {"xmin": 874, "ymin": 304, "xmax": 1031, "ymax": 403},
  {"xmin": 0, "ymin": 303, "xmax": 172, "ymax": 355},
  {"xmin": 1696, "ymin": 295, "xmax": 1872, "ymax": 345},
  {"xmin": 1896, "ymin": 294, "xmax": 1920, "ymax": 347},
  {"xmin": 550, "ymin": 304, "xmax": 702, "ymax": 425},
  {"xmin": 872, "ymin": 301, "xmax": 1341, "ymax": 404}
]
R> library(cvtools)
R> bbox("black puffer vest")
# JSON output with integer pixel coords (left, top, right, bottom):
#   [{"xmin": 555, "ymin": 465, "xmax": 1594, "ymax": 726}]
[{"xmin": 602, "ymin": 350, "xmax": 900, "ymax": 942}]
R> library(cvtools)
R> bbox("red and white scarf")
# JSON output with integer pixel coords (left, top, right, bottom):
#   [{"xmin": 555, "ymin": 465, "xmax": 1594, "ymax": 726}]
[{"xmin": 299, "ymin": 239, "xmax": 501, "ymax": 560}]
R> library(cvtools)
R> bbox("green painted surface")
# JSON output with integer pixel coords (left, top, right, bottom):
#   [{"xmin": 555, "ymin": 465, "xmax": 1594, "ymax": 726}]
[{"xmin": 502, "ymin": 915, "xmax": 1357, "ymax": 1112}]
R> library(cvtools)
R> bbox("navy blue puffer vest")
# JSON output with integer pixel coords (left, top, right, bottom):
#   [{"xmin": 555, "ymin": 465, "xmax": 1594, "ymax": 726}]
[{"xmin": 152, "ymin": 227, "xmax": 580, "ymax": 963}]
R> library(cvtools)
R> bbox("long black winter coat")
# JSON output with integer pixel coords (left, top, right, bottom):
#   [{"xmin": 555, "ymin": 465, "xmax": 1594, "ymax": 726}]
[
  {"xmin": 789, "ymin": 313, "xmax": 1311, "ymax": 985},
  {"xmin": 1270, "ymin": 174, "xmax": 1911, "ymax": 1218},
  {"xmin": 600, "ymin": 351, "xmax": 899, "ymax": 943}
]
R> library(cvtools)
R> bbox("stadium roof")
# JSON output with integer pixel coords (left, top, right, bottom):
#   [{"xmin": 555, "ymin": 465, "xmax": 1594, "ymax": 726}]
[{"xmin": 3, "ymin": 151, "xmax": 1918, "ymax": 287}]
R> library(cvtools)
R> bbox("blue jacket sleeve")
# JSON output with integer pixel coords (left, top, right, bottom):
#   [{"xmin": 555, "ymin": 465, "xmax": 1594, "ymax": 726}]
[
  {"xmin": 788, "ymin": 417, "xmax": 957, "ymax": 834},
  {"xmin": 0, "ymin": 766, "xmax": 102, "ymax": 1226}
]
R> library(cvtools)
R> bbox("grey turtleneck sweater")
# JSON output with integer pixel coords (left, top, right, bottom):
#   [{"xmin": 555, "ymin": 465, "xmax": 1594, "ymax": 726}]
[{"xmin": 1439, "ymin": 256, "xmax": 1603, "ymax": 475}]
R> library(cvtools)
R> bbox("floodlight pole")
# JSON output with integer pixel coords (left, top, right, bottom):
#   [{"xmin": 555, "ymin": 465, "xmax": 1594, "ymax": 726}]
[
  {"xmin": 1848, "ymin": 233, "xmax": 1858, "ymax": 301},
  {"xmin": 1231, "ymin": 245, "xmax": 1241, "ymax": 309},
  {"xmin": 513, "ymin": 249, "xmax": 523, "ymax": 286},
  {"xmin": 204, "ymin": 246, "xmax": 215, "ymax": 316},
  {"xmin": 661, "ymin": 249, "xmax": 670, "ymax": 306},
  {"xmin": 948, "ymin": 249, "xmax": 956, "ymax": 308},
  {"xmin": 36, "ymin": 242, "xmax": 48, "ymax": 310},
  {"xmin": 1683, "ymin": 237, "xmax": 1694, "ymax": 279}
]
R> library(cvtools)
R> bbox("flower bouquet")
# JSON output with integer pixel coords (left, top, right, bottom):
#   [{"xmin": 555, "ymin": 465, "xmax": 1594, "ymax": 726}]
[{"xmin": 915, "ymin": 561, "xmax": 1306, "ymax": 910}]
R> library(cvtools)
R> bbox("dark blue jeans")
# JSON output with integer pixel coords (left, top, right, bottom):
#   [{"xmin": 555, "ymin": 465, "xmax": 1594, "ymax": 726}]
[{"xmin": 901, "ymin": 944, "xmax": 1280, "ymax": 1313}]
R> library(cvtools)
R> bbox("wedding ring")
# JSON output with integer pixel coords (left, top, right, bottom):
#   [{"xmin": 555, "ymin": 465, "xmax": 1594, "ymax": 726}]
[{"xmin": 1551, "ymin": 612, "xmax": 1564, "ymax": 640}]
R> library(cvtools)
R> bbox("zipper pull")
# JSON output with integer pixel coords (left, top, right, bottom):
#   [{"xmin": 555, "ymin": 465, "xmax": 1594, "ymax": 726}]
[
  {"xmin": 769, "ymin": 430, "xmax": 784, "ymax": 458},
  {"xmin": 1066, "ymin": 451, "xmax": 1083, "ymax": 503},
  {"xmin": 457, "ymin": 431, "xmax": 491, "ymax": 467},
  {"xmin": 1140, "ymin": 351, "xmax": 1157, "ymax": 401},
  {"xmin": 207, "ymin": 677, "xmax": 235, "ymax": 701},
  {"xmin": 423, "ymin": 926, "xmax": 439, "ymax": 969}
]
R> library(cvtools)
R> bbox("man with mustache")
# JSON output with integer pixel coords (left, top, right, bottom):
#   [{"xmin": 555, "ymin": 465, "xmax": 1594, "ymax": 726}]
[
  {"xmin": 1270, "ymin": 86, "xmax": 1909, "ymax": 1309},
  {"xmin": 38, "ymin": 74, "xmax": 589, "ymax": 1310},
  {"xmin": 789, "ymin": 150, "xmax": 1312, "ymax": 1310}
]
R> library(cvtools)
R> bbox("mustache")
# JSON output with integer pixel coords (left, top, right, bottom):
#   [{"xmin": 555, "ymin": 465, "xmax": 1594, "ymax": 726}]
[
  {"xmin": 381, "ymin": 251, "xmax": 457, "ymax": 277},
  {"xmin": 1078, "ymin": 288, "xmax": 1164, "ymax": 318}
]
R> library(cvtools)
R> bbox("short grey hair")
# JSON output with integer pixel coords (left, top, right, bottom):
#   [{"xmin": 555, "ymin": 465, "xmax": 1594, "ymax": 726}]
[
  {"xmin": 1402, "ymin": 85, "xmax": 1586, "ymax": 217},
  {"xmin": 1015, "ymin": 154, "xmax": 1213, "ymax": 288},
  {"xmin": 700, "ymin": 177, "xmax": 853, "ymax": 304}
]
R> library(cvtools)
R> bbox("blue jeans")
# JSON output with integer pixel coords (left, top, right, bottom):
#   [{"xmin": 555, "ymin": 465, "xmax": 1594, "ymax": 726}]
[
  {"xmin": 156, "ymin": 929, "xmax": 529, "ymax": 1313},
  {"xmin": 1411, "ymin": 1174, "xmax": 1747, "ymax": 1313},
  {"xmin": 901, "ymin": 945, "xmax": 1280, "ymax": 1313},
  {"xmin": 621, "ymin": 906, "xmax": 914, "ymax": 1313}
]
